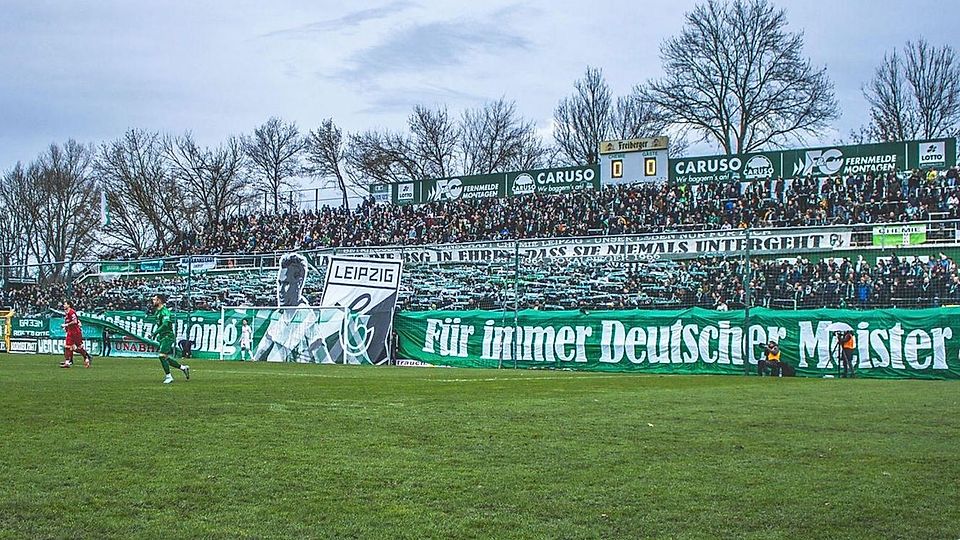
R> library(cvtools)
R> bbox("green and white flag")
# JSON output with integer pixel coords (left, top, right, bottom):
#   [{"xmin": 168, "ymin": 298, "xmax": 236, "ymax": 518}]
[
  {"xmin": 396, "ymin": 307, "xmax": 960, "ymax": 380},
  {"xmin": 99, "ymin": 188, "xmax": 110, "ymax": 227},
  {"xmin": 872, "ymin": 225, "xmax": 926, "ymax": 247}
]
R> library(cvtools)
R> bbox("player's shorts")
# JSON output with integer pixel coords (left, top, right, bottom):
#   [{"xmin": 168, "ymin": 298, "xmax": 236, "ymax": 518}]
[
  {"xmin": 157, "ymin": 337, "xmax": 175, "ymax": 355},
  {"xmin": 240, "ymin": 339, "xmax": 252, "ymax": 350},
  {"xmin": 65, "ymin": 331, "xmax": 83, "ymax": 347}
]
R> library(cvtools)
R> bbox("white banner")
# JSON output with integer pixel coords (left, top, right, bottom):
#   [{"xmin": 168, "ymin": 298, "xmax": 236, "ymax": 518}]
[
  {"xmin": 178, "ymin": 256, "xmax": 217, "ymax": 273},
  {"xmin": 8, "ymin": 338, "xmax": 38, "ymax": 354},
  {"xmin": 320, "ymin": 256, "xmax": 404, "ymax": 365},
  {"xmin": 336, "ymin": 229, "xmax": 853, "ymax": 264}
]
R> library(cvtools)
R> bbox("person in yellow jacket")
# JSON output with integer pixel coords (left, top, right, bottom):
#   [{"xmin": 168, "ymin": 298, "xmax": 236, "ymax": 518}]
[
  {"xmin": 758, "ymin": 341, "xmax": 785, "ymax": 377},
  {"xmin": 839, "ymin": 331, "xmax": 856, "ymax": 378}
]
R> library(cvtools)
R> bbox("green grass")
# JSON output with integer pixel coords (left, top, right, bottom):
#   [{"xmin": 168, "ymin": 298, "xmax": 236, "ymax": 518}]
[{"xmin": 1, "ymin": 355, "xmax": 958, "ymax": 539}]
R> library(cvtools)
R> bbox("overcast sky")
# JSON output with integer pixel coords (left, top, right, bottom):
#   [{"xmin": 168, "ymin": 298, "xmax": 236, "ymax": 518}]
[{"xmin": 2, "ymin": 0, "xmax": 957, "ymax": 175}]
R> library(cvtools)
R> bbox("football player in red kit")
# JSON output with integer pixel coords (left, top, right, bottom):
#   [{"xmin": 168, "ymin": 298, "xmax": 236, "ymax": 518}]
[{"xmin": 60, "ymin": 300, "xmax": 93, "ymax": 368}]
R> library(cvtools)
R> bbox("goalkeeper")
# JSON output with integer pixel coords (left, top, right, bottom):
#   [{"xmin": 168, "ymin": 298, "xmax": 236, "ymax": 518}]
[{"xmin": 151, "ymin": 294, "xmax": 190, "ymax": 384}]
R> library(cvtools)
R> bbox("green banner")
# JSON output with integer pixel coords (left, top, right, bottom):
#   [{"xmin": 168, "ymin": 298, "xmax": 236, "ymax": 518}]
[
  {"xmin": 872, "ymin": 224, "xmax": 927, "ymax": 247},
  {"xmin": 96, "ymin": 260, "xmax": 164, "ymax": 274},
  {"xmin": 10, "ymin": 317, "xmax": 51, "ymax": 338},
  {"xmin": 505, "ymin": 165, "xmax": 599, "ymax": 196},
  {"xmin": 9, "ymin": 308, "xmax": 370, "ymax": 363},
  {"xmin": 81, "ymin": 311, "xmax": 223, "ymax": 359},
  {"xmin": 393, "ymin": 181, "xmax": 419, "ymax": 205},
  {"xmin": 100, "ymin": 262, "xmax": 137, "ymax": 273},
  {"xmin": 422, "ymin": 173, "xmax": 504, "ymax": 203},
  {"xmin": 396, "ymin": 307, "xmax": 960, "ymax": 379},
  {"xmin": 19, "ymin": 311, "xmax": 225, "ymax": 360},
  {"xmin": 671, "ymin": 151, "xmax": 782, "ymax": 184},
  {"xmin": 378, "ymin": 165, "xmax": 601, "ymax": 205},
  {"xmin": 139, "ymin": 260, "xmax": 164, "ymax": 272},
  {"xmin": 670, "ymin": 138, "xmax": 957, "ymax": 184}
]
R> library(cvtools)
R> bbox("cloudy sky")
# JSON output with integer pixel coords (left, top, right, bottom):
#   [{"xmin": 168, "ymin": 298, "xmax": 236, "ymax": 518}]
[{"xmin": 2, "ymin": 0, "xmax": 957, "ymax": 173}]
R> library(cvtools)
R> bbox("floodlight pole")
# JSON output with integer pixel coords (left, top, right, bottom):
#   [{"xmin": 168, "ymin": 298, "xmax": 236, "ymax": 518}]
[
  {"xmin": 187, "ymin": 256, "xmax": 192, "ymax": 314},
  {"xmin": 743, "ymin": 227, "xmax": 752, "ymax": 375},
  {"xmin": 66, "ymin": 259, "xmax": 74, "ymax": 300},
  {"xmin": 513, "ymin": 239, "xmax": 519, "ymax": 370},
  {"xmin": 2, "ymin": 250, "xmax": 9, "ymax": 290}
]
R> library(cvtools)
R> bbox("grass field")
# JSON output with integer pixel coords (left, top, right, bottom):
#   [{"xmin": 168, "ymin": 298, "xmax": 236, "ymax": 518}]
[{"xmin": 1, "ymin": 355, "xmax": 958, "ymax": 539}]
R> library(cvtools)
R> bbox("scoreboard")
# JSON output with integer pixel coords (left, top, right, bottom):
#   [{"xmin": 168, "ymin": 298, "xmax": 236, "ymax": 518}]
[{"xmin": 599, "ymin": 136, "xmax": 669, "ymax": 185}]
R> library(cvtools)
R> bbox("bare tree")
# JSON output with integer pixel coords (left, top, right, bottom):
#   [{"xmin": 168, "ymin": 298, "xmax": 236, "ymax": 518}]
[
  {"xmin": 553, "ymin": 67, "xmax": 613, "ymax": 164},
  {"xmin": 39, "ymin": 141, "xmax": 100, "ymax": 264},
  {"xmin": 203, "ymin": 137, "xmax": 247, "ymax": 221},
  {"xmin": 164, "ymin": 133, "xmax": 246, "ymax": 231},
  {"xmin": 304, "ymin": 119, "xmax": 351, "ymax": 210},
  {"xmin": 460, "ymin": 98, "xmax": 547, "ymax": 174},
  {"xmin": 863, "ymin": 51, "xmax": 916, "ymax": 142},
  {"xmin": 98, "ymin": 187, "xmax": 156, "ymax": 257},
  {"xmin": 0, "ymin": 164, "xmax": 35, "ymax": 277},
  {"xmin": 408, "ymin": 105, "xmax": 460, "ymax": 178},
  {"xmin": 641, "ymin": 0, "xmax": 839, "ymax": 154},
  {"xmin": 8, "ymin": 141, "xmax": 102, "ymax": 281},
  {"xmin": 864, "ymin": 39, "xmax": 960, "ymax": 142},
  {"xmin": 242, "ymin": 118, "xmax": 306, "ymax": 213},
  {"xmin": 345, "ymin": 100, "xmax": 547, "ymax": 186},
  {"xmin": 97, "ymin": 130, "xmax": 183, "ymax": 256},
  {"xmin": 341, "ymin": 106, "xmax": 460, "ymax": 193},
  {"xmin": 615, "ymin": 93, "xmax": 691, "ymax": 158},
  {"xmin": 344, "ymin": 129, "xmax": 420, "ymax": 185},
  {"xmin": 554, "ymin": 67, "xmax": 681, "ymax": 164},
  {"xmin": 510, "ymin": 128, "xmax": 552, "ymax": 171}
]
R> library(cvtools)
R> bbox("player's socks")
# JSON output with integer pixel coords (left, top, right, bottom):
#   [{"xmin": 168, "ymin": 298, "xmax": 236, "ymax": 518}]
[
  {"xmin": 76, "ymin": 347, "xmax": 91, "ymax": 367},
  {"xmin": 160, "ymin": 355, "xmax": 171, "ymax": 375}
]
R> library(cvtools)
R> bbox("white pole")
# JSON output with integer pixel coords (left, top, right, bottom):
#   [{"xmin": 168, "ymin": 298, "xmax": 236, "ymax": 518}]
[{"xmin": 219, "ymin": 307, "xmax": 225, "ymax": 361}]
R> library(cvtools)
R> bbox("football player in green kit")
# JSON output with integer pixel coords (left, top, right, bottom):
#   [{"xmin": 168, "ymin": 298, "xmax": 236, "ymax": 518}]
[{"xmin": 152, "ymin": 294, "xmax": 190, "ymax": 384}]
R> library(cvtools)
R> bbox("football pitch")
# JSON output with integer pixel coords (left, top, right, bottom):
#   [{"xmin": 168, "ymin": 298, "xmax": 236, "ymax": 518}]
[{"xmin": 1, "ymin": 355, "xmax": 958, "ymax": 539}]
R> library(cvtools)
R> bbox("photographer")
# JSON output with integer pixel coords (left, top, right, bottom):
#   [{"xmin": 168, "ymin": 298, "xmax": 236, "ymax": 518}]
[
  {"xmin": 758, "ymin": 340, "xmax": 785, "ymax": 377},
  {"xmin": 838, "ymin": 331, "xmax": 855, "ymax": 378},
  {"xmin": 101, "ymin": 328, "xmax": 111, "ymax": 357}
]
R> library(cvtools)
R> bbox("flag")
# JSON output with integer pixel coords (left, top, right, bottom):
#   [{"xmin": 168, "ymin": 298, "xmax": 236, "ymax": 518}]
[{"xmin": 100, "ymin": 188, "xmax": 110, "ymax": 227}]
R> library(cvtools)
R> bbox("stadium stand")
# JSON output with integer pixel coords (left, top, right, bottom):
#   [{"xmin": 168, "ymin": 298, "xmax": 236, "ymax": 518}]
[
  {"xmin": 3, "ymin": 250, "xmax": 958, "ymax": 316},
  {"xmin": 3, "ymin": 168, "xmax": 960, "ymax": 316},
  {"xmin": 108, "ymin": 169, "xmax": 960, "ymax": 259}
]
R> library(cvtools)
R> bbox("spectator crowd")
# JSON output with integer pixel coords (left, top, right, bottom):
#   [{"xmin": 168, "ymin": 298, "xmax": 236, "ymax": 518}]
[
  {"xmin": 397, "ymin": 252, "xmax": 960, "ymax": 312},
  {"xmin": 111, "ymin": 168, "xmax": 960, "ymax": 259},
  {"xmin": 3, "ymin": 251, "xmax": 958, "ymax": 317},
  {"xmin": 4, "ymin": 168, "xmax": 960, "ymax": 316}
]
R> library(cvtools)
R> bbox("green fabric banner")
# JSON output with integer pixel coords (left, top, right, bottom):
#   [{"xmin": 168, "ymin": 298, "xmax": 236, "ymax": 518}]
[
  {"xmin": 139, "ymin": 260, "xmax": 165, "ymax": 272},
  {"xmin": 395, "ymin": 307, "xmax": 960, "ymax": 379},
  {"xmin": 9, "ymin": 312, "xmax": 191, "ymax": 357},
  {"xmin": 11, "ymin": 311, "xmax": 221, "ymax": 359},
  {"xmin": 80, "ymin": 311, "xmax": 223, "ymax": 359},
  {"xmin": 100, "ymin": 262, "xmax": 137, "ymax": 273},
  {"xmin": 10, "ymin": 308, "xmax": 363, "ymax": 363}
]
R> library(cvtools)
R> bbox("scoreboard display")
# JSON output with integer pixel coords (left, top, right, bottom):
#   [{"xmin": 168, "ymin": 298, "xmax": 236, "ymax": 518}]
[{"xmin": 599, "ymin": 136, "xmax": 669, "ymax": 185}]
